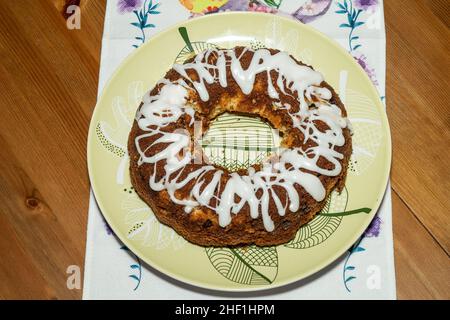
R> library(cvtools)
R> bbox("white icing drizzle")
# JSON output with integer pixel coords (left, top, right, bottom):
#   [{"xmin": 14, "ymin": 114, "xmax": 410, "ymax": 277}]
[{"xmin": 134, "ymin": 48, "xmax": 350, "ymax": 232}]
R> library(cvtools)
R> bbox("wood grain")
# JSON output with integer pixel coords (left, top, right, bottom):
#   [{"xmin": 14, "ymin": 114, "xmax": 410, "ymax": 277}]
[
  {"xmin": 385, "ymin": 0, "xmax": 450, "ymax": 254},
  {"xmin": 392, "ymin": 191, "xmax": 449, "ymax": 299},
  {"xmin": 0, "ymin": 0, "xmax": 448, "ymax": 299},
  {"xmin": 0, "ymin": 0, "xmax": 105, "ymax": 299}
]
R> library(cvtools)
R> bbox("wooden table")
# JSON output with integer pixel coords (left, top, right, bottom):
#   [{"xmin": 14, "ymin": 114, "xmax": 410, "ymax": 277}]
[{"xmin": 0, "ymin": 0, "xmax": 448, "ymax": 299}]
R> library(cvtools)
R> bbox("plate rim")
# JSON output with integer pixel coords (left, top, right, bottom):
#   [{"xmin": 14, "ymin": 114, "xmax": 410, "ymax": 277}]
[{"xmin": 87, "ymin": 11, "xmax": 392, "ymax": 292}]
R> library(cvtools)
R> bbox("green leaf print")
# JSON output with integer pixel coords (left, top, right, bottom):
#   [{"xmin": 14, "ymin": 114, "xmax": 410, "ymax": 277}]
[
  {"xmin": 284, "ymin": 187, "xmax": 348, "ymax": 249},
  {"xmin": 205, "ymin": 246, "xmax": 278, "ymax": 285},
  {"xmin": 95, "ymin": 122, "xmax": 126, "ymax": 158},
  {"xmin": 175, "ymin": 27, "xmax": 220, "ymax": 64}
]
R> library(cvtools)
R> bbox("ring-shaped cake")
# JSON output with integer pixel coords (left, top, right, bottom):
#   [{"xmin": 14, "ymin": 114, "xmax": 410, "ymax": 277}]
[{"xmin": 128, "ymin": 47, "xmax": 352, "ymax": 246}]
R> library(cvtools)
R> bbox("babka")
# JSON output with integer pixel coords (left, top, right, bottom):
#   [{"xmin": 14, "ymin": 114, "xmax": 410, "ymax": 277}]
[{"xmin": 128, "ymin": 46, "xmax": 352, "ymax": 246}]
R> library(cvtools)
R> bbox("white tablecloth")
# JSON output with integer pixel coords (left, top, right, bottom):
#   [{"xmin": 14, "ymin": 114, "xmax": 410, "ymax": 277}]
[{"xmin": 83, "ymin": 0, "xmax": 395, "ymax": 299}]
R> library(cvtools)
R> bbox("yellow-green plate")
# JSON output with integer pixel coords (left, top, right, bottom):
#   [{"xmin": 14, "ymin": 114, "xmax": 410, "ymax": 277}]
[{"xmin": 87, "ymin": 12, "xmax": 391, "ymax": 292}]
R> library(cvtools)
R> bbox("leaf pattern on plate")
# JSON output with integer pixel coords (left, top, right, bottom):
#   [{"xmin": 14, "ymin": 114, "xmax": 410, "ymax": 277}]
[
  {"xmin": 284, "ymin": 187, "xmax": 348, "ymax": 249},
  {"xmin": 96, "ymin": 122, "xmax": 126, "ymax": 158},
  {"xmin": 96, "ymin": 81, "xmax": 145, "ymax": 183},
  {"xmin": 123, "ymin": 193, "xmax": 187, "ymax": 250},
  {"xmin": 175, "ymin": 27, "xmax": 220, "ymax": 64},
  {"xmin": 264, "ymin": 18, "xmax": 315, "ymax": 64},
  {"xmin": 202, "ymin": 113, "xmax": 280, "ymax": 171},
  {"xmin": 264, "ymin": 15, "xmax": 299, "ymax": 53},
  {"xmin": 96, "ymin": 81, "xmax": 143, "ymax": 157},
  {"xmin": 346, "ymin": 89, "xmax": 383, "ymax": 175},
  {"xmin": 206, "ymin": 246, "xmax": 278, "ymax": 285}
]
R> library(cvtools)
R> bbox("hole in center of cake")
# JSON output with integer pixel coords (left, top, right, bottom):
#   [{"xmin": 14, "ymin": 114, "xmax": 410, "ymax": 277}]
[{"xmin": 200, "ymin": 112, "xmax": 282, "ymax": 172}]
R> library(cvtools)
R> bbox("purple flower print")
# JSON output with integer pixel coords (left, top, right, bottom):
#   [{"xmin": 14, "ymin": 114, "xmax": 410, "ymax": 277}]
[
  {"xmin": 248, "ymin": 3, "xmax": 277, "ymax": 13},
  {"xmin": 117, "ymin": 0, "xmax": 143, "ymax": 14},
  {"xmin": 364, "ymin": 215, "xmax": 382, "ymax": 237},
  {"xmin": 221, "ymin": 0, "xmax": 249, "ymax": 11},
  {"xmin": 293, "ymin": 0, "xmax": 332, "ymax": 24},
  {"xmin": 354, "ymin": 0, "xmax": 378, "ymax": 11},
  {"xmin": 353, "ymin": 52, "xmax": 379, "ymax": 85},
  {"xmin": 102, "ymin": 217, "xmax": 114, "ymax": 236}
]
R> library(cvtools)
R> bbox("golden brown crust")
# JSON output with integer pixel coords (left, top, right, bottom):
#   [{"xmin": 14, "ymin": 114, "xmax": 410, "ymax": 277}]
[{"xmin": 127, "ymin": 47, "xmax": 352, "ymax": 247}]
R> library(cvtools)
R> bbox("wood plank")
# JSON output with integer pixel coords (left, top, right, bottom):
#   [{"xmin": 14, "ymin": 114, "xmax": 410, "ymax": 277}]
[
  {"xmin": 392, "ymin": 190, "xmax": 450, "ymax": 299},
  {"xmin": 0, "ymin": 134, "xmax": 80, "ymax": 299},
  {"xmin": 48, "ymin": 0, "xmax": 106, "ymax": 64},
  {"xmin": 385, "ymin": 0, "xmax": 450, "ymax": 252},
  {"xmin": 424, "ymin": 0, "xmax": 450, "ymax": 28},
  {"xmin": 0, "ymin": 0, "xmax": 105, "ymax": 299},
  {"xmin": 0, "ymin": 209, "xmax": 58, "ymax": 299}
]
